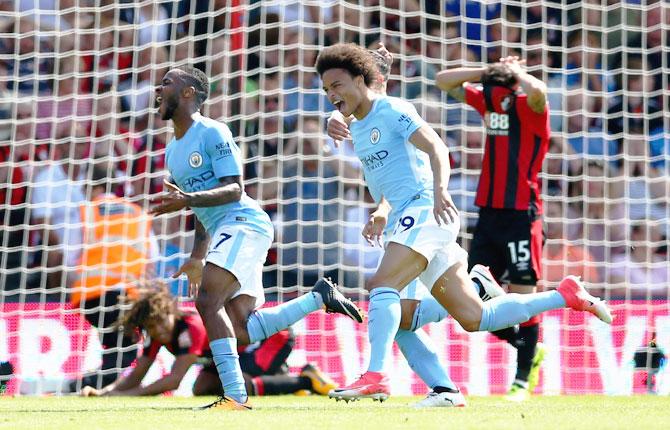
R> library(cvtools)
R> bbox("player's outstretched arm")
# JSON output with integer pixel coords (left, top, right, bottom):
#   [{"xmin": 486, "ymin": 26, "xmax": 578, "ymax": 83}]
[
  {"xmin": 409, "ymin": 125, "xmax": 458, "ymax": 226},
  {"xmin": 81, "ymin": 356, "xmax": 153, "ymax": 397},
  {"xmin": 435, "ymin": 67, "xmax": 487, "ymax": 102},
  {"xmin": 108, "ymin": 354, "xmax": 198, "ymax": 396}
]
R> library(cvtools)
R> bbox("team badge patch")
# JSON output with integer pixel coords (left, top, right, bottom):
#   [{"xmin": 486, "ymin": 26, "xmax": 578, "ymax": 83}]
[
  {"xmin": 501, "ymin": 95, "xmax": 512, "ymax": 112},
  {"xmin": 189, "ymin": 151, "xmax": 203, "ymax": 168},
  {"xmin": 370, "ymin": 128, "xmax": 381, "ymax": 144},
  {"xmin": 178, "ymin": 330, "xmax": 192, "ymax": 349}
]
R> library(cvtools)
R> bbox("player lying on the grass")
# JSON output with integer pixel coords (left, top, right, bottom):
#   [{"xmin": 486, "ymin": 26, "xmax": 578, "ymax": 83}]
[
  {"xmin": 315, "ymin": 43, "xmax": 612, "ymax": 403},
  {"xmin": 81, "ymin": 286, "xmax": 336, "ymax": 397},
  {"xmin": 149, "ymin": 66, "xmax": 362, "ymax": 410}
]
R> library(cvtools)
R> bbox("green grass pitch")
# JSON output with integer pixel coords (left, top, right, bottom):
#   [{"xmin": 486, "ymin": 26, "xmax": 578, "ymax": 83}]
[{"xmin": 1, "ymin": 395, "xmax": 669, "ymax": 430}]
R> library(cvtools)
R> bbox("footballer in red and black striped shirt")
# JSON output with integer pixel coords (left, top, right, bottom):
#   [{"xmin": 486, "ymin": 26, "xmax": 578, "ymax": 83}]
[
  {"xmin": 80, "ymin": 286, "xmax": 336, "ymax": 398},
  {"xmin": 437, "ymin": 57, "xmax": 549, "ymax": 401}
]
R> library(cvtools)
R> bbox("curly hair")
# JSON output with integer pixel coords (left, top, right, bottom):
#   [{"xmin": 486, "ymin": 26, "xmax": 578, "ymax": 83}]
[
  {"xmin": 177, "ymin": 65, "xmax": 209, "ymax": 108},
  {"xmin": 115, "ymin": 282, "xmax": 179, "ymax": 336},
  {"xmin": 481, "ymin": 63, "xmax": 518, "ymax": 89},
  {"xmin": 315, "ymin": 43, "xmax": 378, "ymax": 86}
]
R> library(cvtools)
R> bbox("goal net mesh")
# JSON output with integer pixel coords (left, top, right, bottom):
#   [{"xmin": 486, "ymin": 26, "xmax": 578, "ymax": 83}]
[{"xmin": 0, "ymin": 0, "xmax": 668, "ymax": 396}]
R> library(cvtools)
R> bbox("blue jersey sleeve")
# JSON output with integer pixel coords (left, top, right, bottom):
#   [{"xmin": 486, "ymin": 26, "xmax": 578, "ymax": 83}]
[
  {"xmin": 391, "ymin": 100, "xmax": 426, "ymax": 141},
  {"xmin": 204, "ymin": 125, "xmax": 242, "ymax": 179}
]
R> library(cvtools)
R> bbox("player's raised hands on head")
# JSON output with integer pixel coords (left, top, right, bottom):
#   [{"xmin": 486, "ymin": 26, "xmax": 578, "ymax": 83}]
[
  {"xmin": 375, "ymin": 43, "xmax": 393, "ymax": 68},
  {"xmin": 149, "ymin": 179, "xmax": 191, "ymax": 215},
  {"xmin": 500, "ymin": 56, "xmax": 526, "ymax": 75},
  {"xmin": 172, "ymin": 257, "xmax": 204, "ymax": 298}
]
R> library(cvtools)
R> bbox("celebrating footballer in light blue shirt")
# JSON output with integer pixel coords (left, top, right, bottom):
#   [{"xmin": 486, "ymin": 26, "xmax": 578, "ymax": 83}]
[
  {"xmin": 150, "ymin": 66, "xmax": 363, "ymax": 410},
  {"xmin": 316, "ymin": 43, "xmax": 612, "ymax": 403}
]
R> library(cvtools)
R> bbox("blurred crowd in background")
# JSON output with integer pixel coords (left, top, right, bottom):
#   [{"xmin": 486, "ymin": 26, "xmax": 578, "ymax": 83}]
[{"xmin": 0, "ymin": 0, "xmax": 668, "ymax": 303}]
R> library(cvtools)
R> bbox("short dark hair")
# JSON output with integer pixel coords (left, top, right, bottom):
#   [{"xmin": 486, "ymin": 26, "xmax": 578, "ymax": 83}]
[
  {"xmin": 481, "ymin": 63, "xmax": 518, "ymax": 89},
  {"xmin": 315, "ymin": 43, "xmax": 378, "ymax": 86},
  {"xmin": 178, "ymin": 65, "xmax": 209, "ymax": 107},
  {"xmin": 369, "ymin": 50, "xmax": 391, "ymax": 81}
]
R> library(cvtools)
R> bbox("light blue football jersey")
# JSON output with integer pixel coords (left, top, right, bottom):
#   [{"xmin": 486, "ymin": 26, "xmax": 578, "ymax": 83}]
[
  {"xmin": 165, "ymin": 113, "xmax": 273, "ymax": 239},
  {"xmin": 349, "ymin": 96, "xmax": 435, "ymax": 226}
]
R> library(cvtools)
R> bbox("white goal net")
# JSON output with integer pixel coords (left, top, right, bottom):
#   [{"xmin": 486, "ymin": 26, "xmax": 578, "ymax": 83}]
[{"xmin": 0, "ymin": 0, "xmax": 669, "ymax": 396}]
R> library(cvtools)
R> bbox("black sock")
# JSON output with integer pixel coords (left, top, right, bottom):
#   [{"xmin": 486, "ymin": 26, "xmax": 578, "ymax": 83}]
[
  {"xmin": 514, "ymin": 324, "xmax": 540, "ymax": 383},
  {"xmin": 252, "ymin": 375, "xmax": 312, "ymax": 396},
  {"xmin": 492, "ymin": 326, "xmax": 518, "ymax": 344},
  {"xmin": 433, "ymin": 386, "xmax": 459, "ymax": 394}
]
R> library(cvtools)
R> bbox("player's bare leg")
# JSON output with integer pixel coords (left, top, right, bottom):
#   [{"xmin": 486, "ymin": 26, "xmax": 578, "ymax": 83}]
[
  {"xmin": 329, "ymin": 243, "xmax": 426, "ymax": 402},
  {"xmin": 195, "ymin": 264, "xmax": 251, "ymax": 410},
  {"xmin": 502, "ymin": 283, "xmax": 540, "ymax": 402},
  {"xmin": 429, "ymin": 261, "xmax": 611, "ymax": 334}
]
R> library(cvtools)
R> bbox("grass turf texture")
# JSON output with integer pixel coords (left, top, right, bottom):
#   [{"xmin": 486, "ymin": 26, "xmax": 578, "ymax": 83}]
[{"xmin": 2, "ymin": 395, "xmax": 669, "ymax": 430}]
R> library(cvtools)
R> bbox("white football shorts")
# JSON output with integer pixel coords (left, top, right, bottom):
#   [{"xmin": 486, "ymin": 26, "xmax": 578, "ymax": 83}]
[
  {"xmin": 386, "ymin": 205, "xmax": 468, "ymax": 291},
  {"xmin": 205, "ymin": 224, "xmax": 273, "ymax": 308}
]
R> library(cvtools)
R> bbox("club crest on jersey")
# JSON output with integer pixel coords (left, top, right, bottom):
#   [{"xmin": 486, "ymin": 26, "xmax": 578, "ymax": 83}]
[
  {"xmin": 189, "ymin": 151, "xmax": 203, "ymax": 168},
  {"xmin": 501, "ymin": 95, "xmax": 512, "ymax": 112},
  {"xmin": 370, "ymin": 128, "xmax": 381, "ymax": 144}
]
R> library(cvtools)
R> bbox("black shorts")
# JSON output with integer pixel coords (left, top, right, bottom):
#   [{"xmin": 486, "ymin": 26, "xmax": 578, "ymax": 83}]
[
  {"xmin": 202, "ymin": 329, "xmax": 294, "ymax": 377},
  {"xmin": 468, "ymin": 207, "xmax": 543, "ymax": 285}
]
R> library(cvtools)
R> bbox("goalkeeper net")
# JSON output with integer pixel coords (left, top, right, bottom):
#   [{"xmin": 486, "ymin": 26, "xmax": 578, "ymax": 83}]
[{"xmin": 0, "ymin": 0, "xmax": 668, "ymax": 396}]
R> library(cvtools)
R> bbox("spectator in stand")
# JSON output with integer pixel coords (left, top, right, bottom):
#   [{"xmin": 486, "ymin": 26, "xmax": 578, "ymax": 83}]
[
  {"xmin": 447, "ymin": 129, "xmax": 485, "ymax": 233},
  {"xmin": 0, "ymin": 17, "xmax": 52, "ymax": 94},
  {"xmin": 242, "ymin": 72, "xmax": 285, "ymax": 209},
  {"xmin": 544, "ymin": 137, "xmax": 582, "ymax": 196},
  {"xmin": 444, "ymin": 0, "xmax": 501, "ymax": 60},
  {"xmin": 563, "ymin": 91, "xmax": 619, "ymax": 162},
  {"xmin": 278, "ymin": 117, "xmax": 341, "ymax": 288},
  {"xmin": 36, "ymin": 55, "xmax": 93, "ymax": 141},
  {"xmin": 30, "ymin": 123, "xmax": 89, "ymax": 289},
  {"xmin": 542, "ymin": 198, "xmax": 600, "ymax": 291},
  {"xmin": 0, "ymin": 140, "xmax": 30, "ymax": 293},
  {"xmin": 81, "ymin": 286, "xmax": 337, "ymax": 397},
  {"xmin": 608, "ymin": 223, "xmax": 669, "ymax": 300},
  {"xmin": 282, "ymin": 29, "xmax": 332, "ymax": 130},
  {"xmin": 607, "ymin": 71, "xmax": 663, "ymax": 137},
  {"xmin": 69, "ymin": 165, "xmax": 159, "ymax": 391},
  {"xmin": 615, "ymin": 138, "xmax": 669, "ymax": 231},
  {"xmin": 566, "ymin": 160, "xmax": 626, "ymax": 282}
]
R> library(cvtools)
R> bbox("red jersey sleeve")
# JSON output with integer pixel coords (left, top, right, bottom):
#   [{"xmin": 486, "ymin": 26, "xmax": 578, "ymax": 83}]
[
  {"xmin": 144, "ymin": 336, "xmax": 162, "ymax": 360},
  {"xmin": 464, "ymin": 84, "xmax": 487, "ymax": 116},
  {"xmin": 515, "ymin": 94, "xmax": 551, "ymax": 138},
  {"xmin": 183, "ymin": 314, "xmax": 209, "ymax": 357}
]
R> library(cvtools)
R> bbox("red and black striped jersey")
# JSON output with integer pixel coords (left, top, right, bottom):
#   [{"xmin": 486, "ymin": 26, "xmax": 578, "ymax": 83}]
[
  {"xmin": 465, "ymin": 84, "xmax": 550, "ymax": 213},
  {"xmin": 144, "ymin": 312, "xmax": 209, "ymax": 360}
]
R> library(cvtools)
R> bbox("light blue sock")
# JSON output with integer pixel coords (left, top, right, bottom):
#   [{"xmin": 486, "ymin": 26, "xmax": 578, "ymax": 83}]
[
  {"xmin": 410, "ymin": 296, "xmax": 450, "ymax": 331},
  {"xmin": 479, "ymin": 291, "xmax": 566, "ymax": 331},
  {"xmin": 210, "ymin": 337, "xmax": 247, "ymax": 403},
  {"xmin": 410, "ymin": 280, "xmax": 481, "ymax": 330},
  {"xmin": 367, "ymin": 287, "xmax": 401, "ymax": 372},
  {"xmin": 395, "ymin": 329, "xmax": 457, "ymax": 391},
  {"xmin": 247, "ymin": 292, "xmax": 323, "ymax": 343}
]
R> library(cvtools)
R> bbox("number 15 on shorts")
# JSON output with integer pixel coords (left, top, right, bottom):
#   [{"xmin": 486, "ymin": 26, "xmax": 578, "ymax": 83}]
[{"xmin": 507, "ymin": 240, "xmax": 530, "ymax": 271}]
